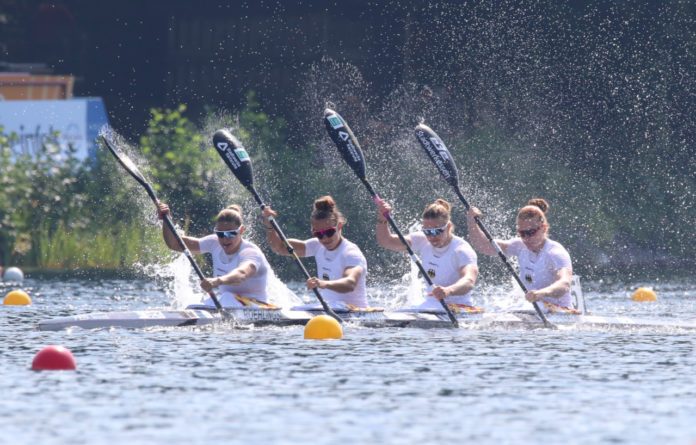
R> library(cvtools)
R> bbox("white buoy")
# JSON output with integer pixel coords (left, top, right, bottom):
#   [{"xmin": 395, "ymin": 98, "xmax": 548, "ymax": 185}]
[{"xmin": 3, "ymin": 267, "xmax": 24, "ymax": 283}]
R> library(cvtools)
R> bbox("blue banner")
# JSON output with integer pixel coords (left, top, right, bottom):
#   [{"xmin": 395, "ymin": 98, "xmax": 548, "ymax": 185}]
[{"xmin": 0, "ymin": 98, "xmax": 109, "ymax": 161}]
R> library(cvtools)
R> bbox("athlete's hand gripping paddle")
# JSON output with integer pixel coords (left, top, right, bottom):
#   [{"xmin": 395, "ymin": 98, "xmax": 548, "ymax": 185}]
[
  {"xmin": 323, "ymin": 109, "xmax": 459, "ymax": 328},
  {"xmin": 100, "ymin": 133, "xmax": 224, "ymax": 313},
  {"xmin": 212, "ymin": 129, "xmax": 343, "ymax": 324},
  {"xmin": 414, "ymin": 123, "xmax": 555, "ymax": 329}
]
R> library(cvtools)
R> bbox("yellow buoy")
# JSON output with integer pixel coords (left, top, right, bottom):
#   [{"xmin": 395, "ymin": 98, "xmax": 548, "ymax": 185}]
[
  {"xmin": 631, "ymin": 287, "xmax": 657, "ymax": 302},
  {"xmin": 304, "ymin": 314, "xmax": 343, "ymax": 340},
  {"xmin": 3, "ymin": 289, "xmax": 32, "ymax": 306}
]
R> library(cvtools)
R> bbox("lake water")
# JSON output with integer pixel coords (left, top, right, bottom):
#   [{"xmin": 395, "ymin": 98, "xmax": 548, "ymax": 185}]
[{"xmin": 1, "ymin": 274, "xmax": 695, "ymax": 445}]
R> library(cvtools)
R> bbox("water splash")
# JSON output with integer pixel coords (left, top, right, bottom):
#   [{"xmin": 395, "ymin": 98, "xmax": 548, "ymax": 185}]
[{"xmin": 266, "ymin": 270, "xmax": 303, "ymax": 307}]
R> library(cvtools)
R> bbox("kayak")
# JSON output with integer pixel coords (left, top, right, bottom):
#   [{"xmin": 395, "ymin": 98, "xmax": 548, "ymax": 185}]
[
  {"xmin": 37, "ymin": 277, "xmax": 696, "ymax": 332},
  {"xmin": 37, "ymin": 307, "xmax": 472, "ymax": 331},
  {"xmin": 36, "ymin": 306, "xmax": 696, "ymax": 332}
]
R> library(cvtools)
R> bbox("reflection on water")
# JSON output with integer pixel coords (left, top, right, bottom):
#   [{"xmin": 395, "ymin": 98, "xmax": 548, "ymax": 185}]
[{"xmin": 1, "ymin": 276, "xmax": 695, "ymax": 445}]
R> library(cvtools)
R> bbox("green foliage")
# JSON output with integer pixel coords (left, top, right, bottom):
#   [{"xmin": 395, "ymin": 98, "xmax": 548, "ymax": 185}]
[
  {"xmin": 36, "ymin": 221, "xmax": 168, "ymax": 269},
  {"xmin": 0, "ymin": 127, "xmax": 89, "ymax": 266},
  {"xmin": 139, "ymin": 104, "xmax": 217, "ymax": 232},
  {"xmin": 0, "ymin": 95, "xmax": 291, "ymax": 271},
  {"xmin": 0, "ymin": 90, "xmax": 692, "ymax": 277}
]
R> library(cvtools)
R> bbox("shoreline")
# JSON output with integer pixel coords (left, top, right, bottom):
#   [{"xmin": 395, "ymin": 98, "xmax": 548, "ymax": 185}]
[{"xmin": 4, "ymin": 260, "xmax": 695, "ymax": 284}]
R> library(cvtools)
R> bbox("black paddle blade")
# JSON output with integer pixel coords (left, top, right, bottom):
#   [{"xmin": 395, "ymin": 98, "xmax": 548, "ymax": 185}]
[
  {"xmin": 414, "ymin": 124, "xmax": 460, "ymax": 188},
  {"xmin": 323, "ymin": 108, "xmax": 367, "ymax": 180},
  {"xmin": 213, "ymin": 129, "xmax": 254, "ymax": 189},
  {"xmin": 99, "ymin": 134, "xmax": 150, "ymax": 193}
]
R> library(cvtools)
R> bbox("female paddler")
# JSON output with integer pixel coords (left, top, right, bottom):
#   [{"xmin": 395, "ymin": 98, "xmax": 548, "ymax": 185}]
[
  {"xmin": 158, "ymin": 203, "xmax": 275, "ymax": 308},
  {"xmin": 262, "ymin": 196, "xmax": 369, "ymax": 309},
  {"xmin": 467, "ymin": 198, "xmax": 576, "ymax": 313},
  {"xmin": 374, "ymin": 198, "xmax": 481, "ymax": 312}
]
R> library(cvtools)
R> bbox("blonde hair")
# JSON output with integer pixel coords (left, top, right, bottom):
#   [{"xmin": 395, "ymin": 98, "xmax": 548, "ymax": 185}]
[
  {"xmin": 215, "ymin": 204, "xmax": 243, "ymax": 227},
  {"xmin": 517, "ymin": 198, "xmax": 548, "ymax": 226},
  {"xmin": 422, "ymin": 198, "xmax": 452, "ymax": 222},
  {"xmin": 311, "ymin": 195, "xmax": 346, "ymax": 225}
]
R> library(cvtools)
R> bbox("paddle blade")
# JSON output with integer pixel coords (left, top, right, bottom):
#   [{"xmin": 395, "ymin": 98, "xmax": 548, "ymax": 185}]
[
  {"xmin": 414, "ymin": 124, "xmax": 460, "ymax": 188},
  {"xmin": 323, "ymin": 108, "xmax": 367, "ymax": 180},
  {"xmin": 100, "ymin": 134, "xmax": 151, "ymax": 191},
  {"xmin": 213, "ymin": 129, "xmax": 254, "ymax": 188}
]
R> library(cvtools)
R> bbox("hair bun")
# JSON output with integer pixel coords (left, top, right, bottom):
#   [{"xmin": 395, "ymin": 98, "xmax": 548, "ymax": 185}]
[
  {"xmin": 313, "ymin": 196, "xmax": 336, "ymax": 213},
  {"xmin": 527, "ymin": 198, "xmax": 549, "ymax": 213},
  {"xmin": 227, "ymin": 204, "xmax": 243, "ymax": 214},
  {"xmin": 422, "ymin": 198, "xmax": 452, "ymax": 221},
  {"xmin": 434, "ymin": 198, "xmax": 451, "ymax": 212}
]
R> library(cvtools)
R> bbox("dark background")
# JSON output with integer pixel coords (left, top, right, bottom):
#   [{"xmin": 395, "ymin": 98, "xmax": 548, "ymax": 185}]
[{"xmin": 2, "ymin": 0, "xmax": 695, "ymax": 277}]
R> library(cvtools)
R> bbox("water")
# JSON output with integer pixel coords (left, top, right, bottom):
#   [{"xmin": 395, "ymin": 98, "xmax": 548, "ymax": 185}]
[{"xmin": 2, "ymin": 276, "xmax": 695, "ymax": 445}]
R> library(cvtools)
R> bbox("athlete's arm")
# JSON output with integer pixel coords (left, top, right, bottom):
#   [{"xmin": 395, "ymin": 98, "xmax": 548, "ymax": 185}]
[
  {"xmin": 266, "ymin": 232, "xmax": 306, "ymax": 257},
  {"xmin": 307, "ymin": 265, "xmax": 363, "ymax": 293},
  {"xmin": 431, "ymin": 264, "xmax": 479, "ymax": 300},
  {"xmin": 261, "ymin": 206, "xmax": 306, "ymax": 256},
  {"xmin": 466, "ymin": 207, "xmax": 510, "ymax": 256},
  {"xmin": 201, "ymin": 261, "xmax": 258, "ymax": 292},
  {"xmin": 158, "ymin": 203, "xmax": 201, "ymax": 253},
  {"xmin": 374, "ymin": 198, "xmax": 409, "ymax": 252},
  {"xmin": 525, "ymin": 267, "xmax": 572, "ymax": 302}
]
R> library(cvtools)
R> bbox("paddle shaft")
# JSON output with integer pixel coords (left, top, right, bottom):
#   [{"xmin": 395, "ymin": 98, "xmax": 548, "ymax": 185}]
[
  {"xmin": 362, "ymin": 178, "xmax": 460, "ymax": 327},
  {"xmin": 211, "ymin": 129, "xmax": 343, "ymax": 322},
  {"xmin": 100, "ymin": 135, "xmax": 223, "ymax": 311},
  {"xmin": 246, "ymin": 187, "xmax": 344, "ymax": 323},
  {"xmin": 413, "ymin": 125, "xmax": 553, "ymax": 328},
  {"xmin": 148, "ymin": 200, "xmax": 223, "ymax": 311},
  {"xmin": 322, "ymin": 110, "xmax": 458, "ymax": 327},
  {"xmin": 453, "ymin": 187, "xmax": 552, "ymax": 326}
]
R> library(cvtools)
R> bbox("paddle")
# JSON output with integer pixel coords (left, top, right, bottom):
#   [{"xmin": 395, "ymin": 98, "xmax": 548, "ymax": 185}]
[
  {"xmin": 413, "ymin": 123, "xmax": 555, "ymax": 328},
  {"xmin": 211, "ymin": 129, "xmax": 344, "ymax": 324},
  {"xmin": 323, "ymin": 108, "xmax": 459, "ymax": 328},
  {"xmin": 100, "ymin": 134, "xmax": 224, "ymax": 312}
]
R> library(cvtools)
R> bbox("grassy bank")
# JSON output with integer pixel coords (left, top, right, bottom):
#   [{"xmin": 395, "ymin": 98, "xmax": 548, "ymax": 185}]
[{"xmin": 34, "ymin": 223, "xmax": 170, "ymax": 270}]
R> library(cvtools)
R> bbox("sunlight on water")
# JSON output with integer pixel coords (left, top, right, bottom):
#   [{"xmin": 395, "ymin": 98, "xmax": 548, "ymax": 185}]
[{"xmin": 4, "ymin": 275, "xmax": 695, "ymax": 445}]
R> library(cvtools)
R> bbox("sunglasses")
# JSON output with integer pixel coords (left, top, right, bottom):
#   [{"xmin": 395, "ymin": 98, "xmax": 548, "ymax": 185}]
[
  {"xmin": 518, "ymin": 226, "xmax": 541, "ymax": 238},
  {"xmin": 422, "ymin": 223, "xmax": 448, "ymax": 237},
  {"xmin": 215, "ymin": 229, "xmax": 239, "ymax": 239},
  {"xmin": 313, "ymin": 227, "xmax": 337, "ymax": 239}
]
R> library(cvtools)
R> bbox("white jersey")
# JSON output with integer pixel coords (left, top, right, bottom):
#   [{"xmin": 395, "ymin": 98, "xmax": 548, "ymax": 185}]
[
  {"xmin": 504, "ymin": 238, "xmax": 573, "ymax": 308},
  {"xmin": 303, "ymin": 237, "xmax": 368, "ymax": 308},
  {"xmin": 407, "ymin": 232, "xmax": 478, "ymax": 307},
  {"xmin": 198, "ymin": 235, "xmax": 271, "ymax": 307}
]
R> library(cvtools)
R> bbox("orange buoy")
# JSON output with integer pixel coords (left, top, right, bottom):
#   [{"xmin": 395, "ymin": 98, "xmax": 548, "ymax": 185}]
[
  {"xmin": 3, "ymin": 289, "xmax": 31, "ymax": 305},
  {"xmin": 631, "ymin": 287, "xmax": 657, "ymax": 302},
  {"xmin": 304, "ymin": 314, "xmax": 343, "ymax": 340},
  {"xmin": 31, "ymin": 345, "xmax": 77, "ymax": 371}
]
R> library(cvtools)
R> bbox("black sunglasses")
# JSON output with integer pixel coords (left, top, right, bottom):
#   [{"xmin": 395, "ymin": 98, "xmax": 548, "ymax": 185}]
[
  {"xmin": 518, "ymin": 226, "xmax": 541, "ymax": 238},
  {"xmin": 215, "ymin": 229, "xmax": 239, "ymax": 239},
  {"xmin": 312, "ymin": 227, "xmax": 337, "ymax": 239}
]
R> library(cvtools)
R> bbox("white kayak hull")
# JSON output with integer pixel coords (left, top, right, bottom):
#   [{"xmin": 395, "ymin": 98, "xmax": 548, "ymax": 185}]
[
  {"xmin": 36, "ymin": 307, "xmax": 696, "ymax": 331},
  {"xmin": 37, "ymin": 308, "xmax": 468, "ymax": 331}
]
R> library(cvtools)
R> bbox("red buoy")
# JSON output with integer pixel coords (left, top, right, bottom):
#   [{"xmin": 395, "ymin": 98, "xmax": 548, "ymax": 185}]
[{"xmin": 31, "ymin": 345, "xmax": 77, "ymax": 371}]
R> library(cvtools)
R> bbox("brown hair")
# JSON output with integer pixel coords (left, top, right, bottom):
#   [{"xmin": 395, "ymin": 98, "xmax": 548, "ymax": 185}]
[
  {"xmin": 517, "ymin": 198, "xmax": 548, "ymax": 225},
  {"xmin": 215, "ymin": 204, "xmax": 243, "ymax": 227},
  {"xmin": 311, "ymin": 196, "xmax": 346, "ymax": 225},
  {"xmin": 422, "ymin": 198, "xmax": 452, "ymax": 222}
]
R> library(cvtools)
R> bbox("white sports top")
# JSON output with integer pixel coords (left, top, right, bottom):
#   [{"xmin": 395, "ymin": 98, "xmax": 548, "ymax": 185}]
[
  {"xmin": 198, "ymin": 235, "xmax": 271, "ymax": 306},
  {"xmin": 504, "ymin": 238, "xmax": 573, "ymax": 307},
  {"xmin": 407, "ymin": 232, "xmax": 478, "ymax": 306},
  {"xmin": 303, "ymin": 237, "xmax": 368, "ymax": 308}
]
